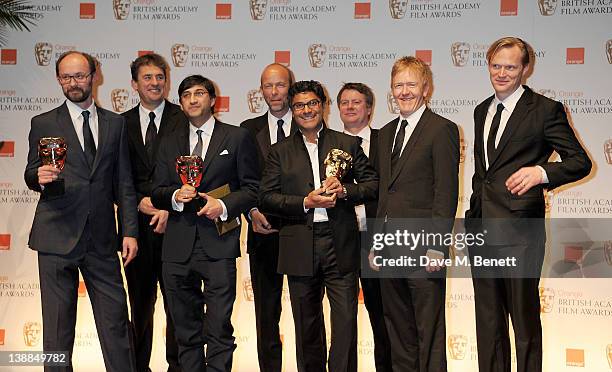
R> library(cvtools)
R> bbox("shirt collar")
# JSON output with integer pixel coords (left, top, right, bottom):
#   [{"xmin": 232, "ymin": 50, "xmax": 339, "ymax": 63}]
[
  {"xmin": 190, "ymin": 115, "xmax": 215, "ymax": 136},
  {"xmin": 398, "ymin": 103, "xmax": 426, "ymax": 127},
  {"xmin": 139, "ymin": 100, "xmax": 165, "ymax": 122},
  {"xmin": 493, "ymin": 85, "xmax": 525, "ymax": 113},
  {"xmin": 343, "ymin": 125, "xmax": 370, "ymax": 143},
  {"xmin": 300, "ymin": 123, "xmax": 324, "ymax": 144},
  {"xmin": 65, "ymin": 99, "xmax": 96, "ymax": 122},
  {"xmin": 267, "ymin": 109, "xmax": 292, "ymax": 127}
]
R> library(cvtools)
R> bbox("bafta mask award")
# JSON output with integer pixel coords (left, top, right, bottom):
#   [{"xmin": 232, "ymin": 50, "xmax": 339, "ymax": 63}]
[
  {"xmin": 38, "ymin": 137, "xmax": 67, "ymax": 196},
  {"xmin": 175, "ymin": 155, "xmax": 205, "ymax": 210},
  {"xmin": 322, "ymin": 148, "xmax": 353, "ymax": 195}
]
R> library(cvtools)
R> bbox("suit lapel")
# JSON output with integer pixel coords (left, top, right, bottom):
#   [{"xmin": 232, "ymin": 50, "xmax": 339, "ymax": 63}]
[
  {"xmin": 155, "ymin": 101, "xmax": 183, "ymax": 163},
  {"xmin": 488, "ymin": 88, "xmax": 533, "ymax": 170},
  {"xmin": 256, "ymin": 121, "xmax": 272, "ymax": 159},
  {"xmin": 56, "ymin": 103, "xmax": 89, "ymax": 170},
  {"xmin": 379, "ymin": 118, "xmax": 398, "ymax": 189},
  {"xmin": 176, "ymin": 121, "xmax": 190, "ymax": 156},
  {"xmin": 475, "ymin": 96, "xmax": 492, "ymax": 171},
  {"xmin": 125, "ymin": 104, "xmax": 150, "ymax": 167},
  {"xmin": 91, "ymin": 106, "xmax": 109, "ymax": 174},
  {"xmin": 201, "ymin": 120, "xmax": 227, "ymax": 175},
  {"xmin": 389, "ymin": 109, "xmax": 429, "ymax": 185},
  {"xmin": 292, "ymin": 132, "xmax": 315, "ymax": 188},
  {"xmin": 317, "ymin": 126, "xmax": 334, "ymax": 182}
]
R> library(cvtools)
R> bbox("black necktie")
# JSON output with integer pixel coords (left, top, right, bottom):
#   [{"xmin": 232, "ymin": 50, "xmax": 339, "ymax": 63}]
[
  {"xmin": 391, "ymin": 119, "xmax": 408, "ymax": 172},
  {"xmin": 145, "ymin": 111, "xmax": 157, "ymax": 162},
  {"xmin": 82, "ymin": 110, "xmax": 96, "ymax": 168},
  {"xmin": 192, "ymin": 129, "xmax": 203, "ymax": 157},
  {"xmin": 276, "ymin": 119, "xmax": 285, "ymax": 144},
  {"xmin": 487, "ymin": 103, "xmax": 505, "ymax": 165}
]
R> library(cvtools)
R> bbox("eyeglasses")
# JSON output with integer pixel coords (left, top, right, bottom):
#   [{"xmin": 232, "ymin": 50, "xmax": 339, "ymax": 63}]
[
  {"xmin": 180, "ymin": 90, "xmax": 209, "ymax": 100},
  {"xmin": 57, "ymin": 73, "xmax": 92, "ymax": 84},
  {"xmin": 292, "ymin": 99, "xmax": 321, "ymax": 111}
]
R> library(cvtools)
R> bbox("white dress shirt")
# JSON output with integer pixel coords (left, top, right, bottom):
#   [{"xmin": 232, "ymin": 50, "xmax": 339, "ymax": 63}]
[
  {"xmin": 343, "ymin": 126, "xmax": 371, "ymax": 231},
  {"xmin": 138, "ymin": 100, "xmax": 165, "ymax": 142},
  {"xmin": 393, "ymin": 104, "xmax": 426, "ymax": 156},
  {"xmin": 302, "ymin": 126, "xmax": 328, "ymax": 222},
  {"xmin": 65, "ymin": 99, "xmax": 98, "ymax": 150},
  {"xmin": 267, "ymin": 110, "xmax": 292, "ymax": 145}
]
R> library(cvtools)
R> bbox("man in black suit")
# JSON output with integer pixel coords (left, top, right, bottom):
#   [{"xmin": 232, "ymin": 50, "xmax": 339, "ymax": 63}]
[
  {"xmin": 240, "ymin": 63, "xmax": 295, "ymax": 372},
  {"xmin": 121, "ymin": 53, "xmax": 184, "ymax": 372},
  {"xmin": 151, "ymin": 75, "xmax": 259, "ymax": 371},
  {"xmin": 24, "ymin": 51, "xmax": 138, "ymax": 371},
  {"xmin": 376, "ymin": 56, "xmax": 459, "ymax": 371},
  {"xmin": 259, "ymin": 80, "xmax": 378, "ymax": 372},
  {"xmin": 465, "ymin": 37, "xmax": 591, "ymax": 372},
  {"xmin": 337, "ymin": 82, "xmax": 392, "ymax": 372}
]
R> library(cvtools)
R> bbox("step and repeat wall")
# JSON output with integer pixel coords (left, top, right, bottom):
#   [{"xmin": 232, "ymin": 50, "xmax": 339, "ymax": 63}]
[{"xmin": 0, "ymin": 1, "xmax": 611, "ymax": 371}]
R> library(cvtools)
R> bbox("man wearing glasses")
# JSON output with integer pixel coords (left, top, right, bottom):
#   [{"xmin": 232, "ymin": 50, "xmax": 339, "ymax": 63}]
[
  {"xmin": 24, "ymin": 51, "xmax": 138, "ymax": 371},
  {"xmin": 259, "ymin": 80, "xmax": 378, "ymax": 372},
  {"xmin": 151, "ymin": 75, "xmax": 259, "ymax": 371}
]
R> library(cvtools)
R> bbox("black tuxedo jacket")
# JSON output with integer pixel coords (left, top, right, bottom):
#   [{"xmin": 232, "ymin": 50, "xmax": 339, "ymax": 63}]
[
  {"xmin": 466, "ymin": 86, "xmax": 591, "ymax": 220},
  {"xmin": 240, "ymin": 112, "xmax": 297, "ymax": 253},
  {"xmin": 25, "ymin": 103, "xmax": 138, "ymax": 254},
  {"xmin": 123, "ymin": 101, "xmax": 186, "ymax": 204},
  {"xmin": 364, "ymin": 128, "xmax": 379, "ymax": 219},
  {"xmin": 151, "ymin": 119, "xmax": 259, "ymax": 263},
  {"xmin": 376, "ymin": 108, "xmax": 459, "ymax": 256},
  {"xmin": 259, "ymin": 127, "xmax": 379, "ymax": 276}
]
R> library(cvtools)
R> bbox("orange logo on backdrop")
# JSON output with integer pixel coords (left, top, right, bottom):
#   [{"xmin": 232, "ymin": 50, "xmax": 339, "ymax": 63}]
[
  {"xmin": 1, "ymin": 49, "xmax": 17, "ymax": 65},
  {"xmin": 448, "ymin": 334, "xmax": 468, "ymax": 360},
  {"xmin": 80, "ymin": 3, "xmax": 96, "ymax": 19},
  {"xmin": 0, "ymin": 141, "xmax": 15, "ymax": 157},
  {"xmin": 500, "ymin": 0, "xmax": 518, "ymax": 16},
  {"xmin": 111, "ymin": 89, "xmax": 130, "ymax": 113},
  {"xmin": 566, "ymin": 48, "xmax": 585, "ymax": 64},
  {"xmin": 138, "ymin": 50, "xmax": 154, "ymax": 57},
  {"xmin": 215, "ymin": 96, "xmax": 230, "ymax": 113},
  {"xmin": 0, "ymin": 234, "xmax": 11, "ymax": 250},
  {"xmin": 415, "ymin": 50, "xmax": 432, "ymax": 66},
  {"xmin": 0, "ymin": 329, "xmax": 5, "ymax": 345},
  {"xmin": 34, "ymin": 42, "xmax": 53, "ymax": 66},
  {"xmin": 216, "ymin": 4, "xmax": 232, "ymax": 19},
  {"xmin": 275, "ymin": 50, "xmax": 291, "ymax": 66},
  {"xmin": 78, "ymin": 281, "xmax": 87, "ymax": 297},
  {"xmin": 354, "ymin": 3, "xmax": 371, "ymax": 19},
  {"xmin": 566, "ymin": 348, "xmax": 585, "ymax": 367},
  {"xmin": 23, "ymin": 322, "xmax": 41, "ymax": 347}
]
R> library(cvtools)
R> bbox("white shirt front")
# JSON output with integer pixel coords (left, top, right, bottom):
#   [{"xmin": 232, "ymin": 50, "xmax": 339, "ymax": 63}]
[
  {"xmin": 138, "ymin": 100, "xmax": 165, "ymax": 142},
  {"xmin": 267, "ymin": 110, "xmax": 292, "ymax": 145},
  {"xmin": 302, "ymin": 126, "xmax": 328, "ymax": 222},
  {"xmin": 65, "ymin": 99, "xmax": 98, "ymax": 150},
  {"xmin": 483, "ymin": 85, "xmax": 524, "ymax": 169},
  {"xmin": 343, "ymin": 126, "xmax": 371, "ymax": 231},
  {"xmin": 393, "ymin": 104, "xmax": 426, "ymax": 156}
]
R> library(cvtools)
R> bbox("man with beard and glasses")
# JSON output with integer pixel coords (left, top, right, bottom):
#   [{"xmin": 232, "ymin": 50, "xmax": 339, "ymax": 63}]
[
  {"xmin": 24, "ymin": 51, "xmax": 138, "ymax": 371},
  {"xmin": 240, "ymin": 63, "xmax": 297, "ymax": 372},
  {"xmin": 259, "ymin": 80, "xmax": 378, "ymax": 372},
  {"xmin": 120, "ymin": 53, "xmax": 185, "ymax": 372}
]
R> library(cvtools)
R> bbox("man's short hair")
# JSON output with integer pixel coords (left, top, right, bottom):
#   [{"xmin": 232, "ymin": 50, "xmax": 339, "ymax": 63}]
[
  {"xmin": 391, "ymin": 56, "xmax": 433, "ymax": 94},
  {"xmin": 486, "ymin": 37, "xmax": 532, "ymax": 67},
  {"xmin": 288, "ymin": 80, "xmax": 327, "ymax": 105},
  {"xmin": 55, "ymin": 51, "xmax": 97, "ymax": 76},
  {"xmin": 178, "ymin": 75, "xmax": 217, "ymax": 112},
  {"xmin": 130, "ymin": 53, "xmax": 168, "ymax": 81},
  {"xmin": 336, "ymin": 82, "xmax": 374, "ymax": 108}
]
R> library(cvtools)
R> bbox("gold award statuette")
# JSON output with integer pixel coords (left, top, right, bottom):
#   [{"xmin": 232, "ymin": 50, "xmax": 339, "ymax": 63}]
[
  {"xmin": 38, "ymin": 137, "xmax": 67, "ymax": 196},
  {"xmin": 322, "ymin": 148, "xmax": 353, "ymax": 196},
  {"xmin": 175, "ymin": 155, "xmax": 205, "ymax": 210}
]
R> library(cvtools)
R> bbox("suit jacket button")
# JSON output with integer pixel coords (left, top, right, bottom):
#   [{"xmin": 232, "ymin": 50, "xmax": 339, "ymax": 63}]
[
  {"xmin": 389, "ymin": 189, "xmax": 396, "ymax": 194},
  {"xmin": 485, "ymin": 180, "xmax": 491, "ymax": 184}
]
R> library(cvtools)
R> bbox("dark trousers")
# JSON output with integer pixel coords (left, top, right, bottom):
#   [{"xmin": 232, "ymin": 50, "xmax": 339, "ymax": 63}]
[
  {"xmin": 37, "ymin": 225, "xmax": 136, "ymax": 372},
  {"xmin": 163, "ymin": 237, "xmax": 237, "ymax": 372},
  {"xmin": 124, "ymin": 216, "xmax": 180, "ymax": 372},
  {"xmin": 249, "ymin": 233, "xmax": 283, "ymax": 372},
  {"xmin": 380, "ymin": 277, "xmax": 447, "ymax": 372},
  {"xmin": 287, "ymin": 222, "xmax": 358, "ymax": 372},
  {"xmin": 360, "ymin": 277, "xmax": 393, "ymax": 372}
]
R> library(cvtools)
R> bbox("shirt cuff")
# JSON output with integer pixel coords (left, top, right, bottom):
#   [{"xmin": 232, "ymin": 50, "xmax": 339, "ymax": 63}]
[
  {"xmin": 536, "ymin": 165, "xmax": 549, "ymax": 184},
  {"xmin": 219, "ymin": 199, "xmax": 228, "ymax": 221},
  {"xmin": 303, "ymin": 197, "xmax": 309, "ymax": 213},
  {"xmin": 248, "ymin": 207, "xmax": 258, "ymax": 221},
  {"xmin": 171, "ymin": 189, "xmax": 184, "ymax": 212}
]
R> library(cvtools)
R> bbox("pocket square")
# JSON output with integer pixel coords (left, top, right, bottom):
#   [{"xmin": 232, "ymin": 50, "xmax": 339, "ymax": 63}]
[{"xmin": 219, "ymin": 149, "xmax": 229, "ymax": 155}]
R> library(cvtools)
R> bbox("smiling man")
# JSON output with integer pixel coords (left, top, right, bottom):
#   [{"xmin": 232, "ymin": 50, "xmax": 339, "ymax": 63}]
[
  {"xmin": 151, "ymin": 75, "xmax": 259, "ymax": 371},
  {"xmin": 121, "ymin": 53, "xmax": 186, "ymax": 372},
  {"xmin": 466, "ymin": 37, "xmax": 591, "ymax": 372},
  {"xmin": 376, "ymin": 56, "xmax": 459, "ymax": 372},
  {"xmin": 259, "ymin": 80, "xmax": 378, "ymax": 372}
]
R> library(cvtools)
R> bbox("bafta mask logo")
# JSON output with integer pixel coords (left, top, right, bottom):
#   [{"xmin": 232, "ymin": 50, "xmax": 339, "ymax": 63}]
[
  {"xmin": 247, "ymin": 89, "xmax": 265, "ymax": 113},
  {"xmin": 459, "ymin": 138, "xmax": 467, "ymax": 163},
  {"xmin": 538, "ymin": 0, "xmax": 558, "ymax": 16},
  {"xmin": 308, "ymin": 44, "xmax": 327, "ymax": 68},
  {"xmin": 389, "ymin": 0, "xmax": 408, "ymax": 19},
  {"xmin": 544, "ymin": 191, "xmax": 555, "ymax": 214},
  {"xmin": 605, "ymin": 139, "xmax": 612, "ymax": 165},
  {"xmin": 448, "ymin": 334, "xmax": 468, "ymax": 360},
  {"xmin": 451, "ymin": 42, "xmax": 471, "ymax": 67},
  {"xmin": 243, "ymin": 277, "xmax": 254, "ymax": 301},
  {"xmin": 249, "ymin": 0, "xmax": 267, "ymax": 20},
  {"xmin": 606, "ymin": 344, "xmax": 612, "ymax": 369},
  {"xmin": 110, "ymin": 88, "xmax": 129, "ymax": 113},
  {"xmin": 113, "ymin": 0, "xmax": 131, "ymax": 20},
  {"xmin": 539, "ymin": 287, "xmax": 555, "ymax": 313},
  {"xmin": 604, "ymin": 241, "xmax": 612, "ymax": 266},
  {"xmin": 606, "ymin": 40, "xmax": 612, "ymax": 64},
  {"xmin": 34, "ymin": 42, "xmax": 53, "ymax": 66},
  {"xmin": 538, "ymin": 89, "xmax": 556, "ymax": 100},
  {"xmin": 387, "ymin": 91, "xmax": 399, "ymax": 114},
  {"xmin": 23, "ymin": 321, "xmax": 41, "ymax": 347},
  {"xmin": 171, "ymin": 43, "xmax": 190, "ymax": 67}
]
